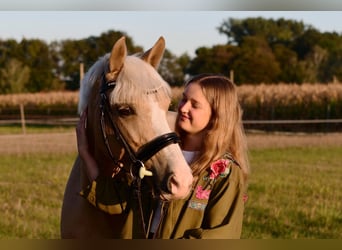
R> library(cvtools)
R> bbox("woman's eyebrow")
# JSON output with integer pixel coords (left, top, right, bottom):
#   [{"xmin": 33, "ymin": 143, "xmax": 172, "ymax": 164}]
[{"xmin": 182, "ymin": 92, "xmax": 201, "ymax": 105}]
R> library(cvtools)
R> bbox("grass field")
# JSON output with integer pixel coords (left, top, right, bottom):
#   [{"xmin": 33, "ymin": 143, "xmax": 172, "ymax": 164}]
[
  {"xmin": 0, "ymin": 152, "xmax": 75, "ymax": 238},
  {"xmin": 242, "ymin": 146, "xmax": 342, "ymax": 238},
  {"xmin": 0, "ymin": 128, "xmax": 341, "ymax": 239}
]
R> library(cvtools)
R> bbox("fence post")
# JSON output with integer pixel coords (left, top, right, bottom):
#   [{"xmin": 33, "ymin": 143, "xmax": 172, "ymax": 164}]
[
  {"xmin": 230, "ymin": 70, "xmax": 234, "ymax": 83},
  {"xmin": 20, "ymin": 104, "xmax": 26, "ymax": 134},
  {"xmin": 326, "ymin": 103, "xmax": 331, "ymax": 132},
  {"xmin": 80, "ymin": 59, "xmax": 84, "ymax": 87}
]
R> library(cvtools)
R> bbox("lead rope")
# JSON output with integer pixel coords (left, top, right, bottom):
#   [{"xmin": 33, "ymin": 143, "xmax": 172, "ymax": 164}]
[
  {"xmin": 151, "ymin": 200, "xmax": 168, "ymax": 239},
  {"xmin": 100, "ymin": 92, "xmax": 149, "ymax": 237},
  {"xmin": 100, "ymin": 86, "xmax": 149, "ymax": 238},
  {"xmin": 133, "ymin": 176, "xmax": 149, "ymax": 238}
]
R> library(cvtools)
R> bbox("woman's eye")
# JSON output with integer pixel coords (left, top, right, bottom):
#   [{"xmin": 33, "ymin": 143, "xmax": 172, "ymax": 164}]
[{"xmin": 191, "ymin": 101, "xmax": 200, "ymax": 109}]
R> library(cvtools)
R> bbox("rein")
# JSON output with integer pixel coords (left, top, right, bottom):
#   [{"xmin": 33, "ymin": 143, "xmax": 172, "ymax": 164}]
[{"xmin": 99, "ymin": 75, "xmax": 180, "ymax": 237}]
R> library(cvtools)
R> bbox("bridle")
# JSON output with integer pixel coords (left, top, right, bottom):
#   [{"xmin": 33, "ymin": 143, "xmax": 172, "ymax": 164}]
[
  {"xmin": 99, "ymin": 73, "xmax": 180, "ymax": 237},
  {"xmin": 99, "ymin": 75, "xmax": 181, "ymax": 179}
]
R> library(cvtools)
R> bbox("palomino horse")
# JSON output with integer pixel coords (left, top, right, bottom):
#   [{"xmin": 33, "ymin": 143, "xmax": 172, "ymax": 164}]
[{"xmin": 60, "ymin": 36, "xmax": 193, "ymax": 238}]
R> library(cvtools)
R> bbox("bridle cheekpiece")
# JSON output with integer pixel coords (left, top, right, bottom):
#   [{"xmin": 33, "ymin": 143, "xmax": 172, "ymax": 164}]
[{"xmin": 99, "ymin": 75, "xmax": 180, "ymax": 180}]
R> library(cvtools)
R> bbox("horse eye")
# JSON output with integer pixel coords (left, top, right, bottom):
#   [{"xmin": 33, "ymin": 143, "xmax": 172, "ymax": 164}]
[{"xmin": 117, "ymin": 106, "xmax": 134, "ymax": 116}]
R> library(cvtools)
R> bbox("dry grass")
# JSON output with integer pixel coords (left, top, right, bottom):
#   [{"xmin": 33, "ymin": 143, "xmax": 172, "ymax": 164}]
[
  {"xmin": 1, "ymin": 82, "xmax": 341, "ymax": 108},
  {"xmin": 237, "ymin": 82, "xmax": 342, "ymax": 106},
  {"xmin": 171, "ymin": 82, "xmax": 342, "ymax": 106},
  {"xmin": 0, "ymin": 91, "xmax": 78, "ymax": 107},
  {"xmin": 0, "ymin": 132, "xmax": 76, "ymax": 155}
]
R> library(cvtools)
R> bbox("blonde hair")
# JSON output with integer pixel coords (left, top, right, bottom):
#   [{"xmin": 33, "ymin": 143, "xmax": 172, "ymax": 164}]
[{"xmin": 176, "ymin": 74, "xmax": 250, "ymax": 183}]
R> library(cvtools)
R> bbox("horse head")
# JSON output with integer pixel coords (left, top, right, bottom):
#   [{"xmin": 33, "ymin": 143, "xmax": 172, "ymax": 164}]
[{"xmin": 78, "ymin": 36, "xmax": 193, "ymax": 200}]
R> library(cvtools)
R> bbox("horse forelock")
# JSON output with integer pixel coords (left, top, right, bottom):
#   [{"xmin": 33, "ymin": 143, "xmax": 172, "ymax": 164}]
[
  {"xmin": 78, "ymin": 54, "xmax": 171, "ymax": 115},
  {"xmin": 109, "ymin": 56, "xmax": 171, "ymax": 105}
]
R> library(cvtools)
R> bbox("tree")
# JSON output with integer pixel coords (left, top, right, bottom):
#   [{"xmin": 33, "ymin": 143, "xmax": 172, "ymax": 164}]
[
  {"xmin": 0, "ymin": 39, "xmax": 21, "ymax": 92},
  {"xmin": 313, "ymin": 31, "xmax": 342, "ymax": 82},
  {"xmin": 217, "ymin": 17, "xmax": 342, "ymax": 83},
  {"xmin": 273, "ymin": 44, "xmax": 305, "ymax": 83},
  {"xmin": 293, "ymin": 28, "xmax": 341, "ymax": 82},
  {"xmin": 158, "ymin": 50, "xmax": 188, "ymax": 86},
  {"xmin": 58, "ymin": 30, "xmax": 138, "ymax": 90},
  {"xmin": 176, "ymin": 53, "xmax": 191, "ymax": 80},
  {"xmin": 231, "ymin": 36, "xmax": 281, "ymax": 84},
  {"xmin": 0, "ymin": 39, "xmax": 20, "ymax": 66},
  {"xmin": 218, "ymin": 17, "xmax": 307, "ymax": 46},
  {"xmin": 292, "ymin": 28, "xmax": 321, "ymax": 59},
  {"xmin": 18, "ymin": 39, "xmax": 57, "ymax": 92},
  {"xmin": 186, "ymin": 44, "xmax": 238, "ymax": 78},
  {"xmin": 301, "ymin": 45, "xmax": 328, "ymax": 83},
  {"xmin": 0, "ymin": 58, "xmax": 30, "ymax": 93}
]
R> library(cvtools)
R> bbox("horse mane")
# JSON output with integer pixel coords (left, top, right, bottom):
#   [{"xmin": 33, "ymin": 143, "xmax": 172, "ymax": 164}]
[
  {"xmin": 78, "ymin": 54, "xmax": 109, "ymax": 114},
  {"xmin": 78, "ymin": 54, "xmax": 171, "ymax": 115}
]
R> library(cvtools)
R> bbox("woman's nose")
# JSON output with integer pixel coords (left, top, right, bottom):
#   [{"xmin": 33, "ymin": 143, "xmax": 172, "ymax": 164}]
[{"xmin": 179, "ymin": 101, "xmax": 189, "ymax": 113}]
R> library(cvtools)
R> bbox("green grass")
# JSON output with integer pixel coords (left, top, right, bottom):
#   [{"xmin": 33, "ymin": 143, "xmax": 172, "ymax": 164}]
[
  {"xmin": 0, "ymin": 124, "xmax": 74, "ymax": 135},
  {"xmin": 242, "ymin": 146, "xmax": 342, "ymax": 238},
  {"xmin": 0, "ymin": 146, "xmax": 341, "ymax": 238},
  {"xmin": 0, "ymin": 153, "xmax": 76, "ymax": 239}
]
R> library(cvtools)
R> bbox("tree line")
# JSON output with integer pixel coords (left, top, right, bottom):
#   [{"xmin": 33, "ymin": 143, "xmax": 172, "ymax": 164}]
[{"xmin": 0, "ymin": 17, "xmax": 341, "ymax": 94}]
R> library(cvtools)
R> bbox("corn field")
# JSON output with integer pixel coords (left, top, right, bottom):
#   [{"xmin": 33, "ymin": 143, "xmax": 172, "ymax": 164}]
[
  {"xmin": 0, "ymin": 91, "xmax": 78, "ymax": 108},
  {"xmin": 1, "ymin": 82, "xmax": 342, "ymax": 122},
  {"xmin": 174, "ymin": 82, "xmax": 342, "ymax": 120}
]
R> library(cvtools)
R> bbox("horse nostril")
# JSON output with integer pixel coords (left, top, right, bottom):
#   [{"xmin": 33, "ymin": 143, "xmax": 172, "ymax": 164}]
[
  {"xmin": 160, "ymin": 171, "xmax": 193, "ymax": 199},
  {"xmin": 167, "ymin": 174, "xmax": 178, "ymax": 194},
  {"xmin": 160, "ymin": 173, "xmax": 175, "ymax": 194}
]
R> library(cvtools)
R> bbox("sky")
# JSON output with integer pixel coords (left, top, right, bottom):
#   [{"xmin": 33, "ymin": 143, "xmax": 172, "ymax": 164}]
[{"xmin": 0, "ymin": 11, "xmax": 341, "ymax": 57}]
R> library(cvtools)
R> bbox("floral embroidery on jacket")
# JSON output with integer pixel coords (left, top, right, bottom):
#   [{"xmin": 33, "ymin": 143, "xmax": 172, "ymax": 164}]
[
  {"xmin": 195, "ymin": 185, "xmax": 211, "ymax": 200},
  {"xmin": 209, "ymin": 159, "xmax": 231, "ymax": 179},
  {"xmin": 188, "ymin": 153, "xmax": 237, "ymax": 211},
  {"xmin": 243, "ymin": 193, "xmax": 248, "ymax": 203},
  {"xmin": 188, "ymin": 200, "xmax": 207, "ymax": 211}
]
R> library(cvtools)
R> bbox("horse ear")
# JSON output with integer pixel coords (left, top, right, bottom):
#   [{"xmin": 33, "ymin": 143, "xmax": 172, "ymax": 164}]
[
  {"xmin": 106, "ymin": 36, "xmax": 127, "ymax": 82},
  {"xmin": 141, "ymin": 36, "xmax": 165, "ymax": 69}
]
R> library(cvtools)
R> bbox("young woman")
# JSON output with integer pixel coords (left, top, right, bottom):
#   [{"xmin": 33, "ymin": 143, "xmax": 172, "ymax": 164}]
[{"xmin": 76, "ymin": 73, "xmax": 249, "ymax": 239}]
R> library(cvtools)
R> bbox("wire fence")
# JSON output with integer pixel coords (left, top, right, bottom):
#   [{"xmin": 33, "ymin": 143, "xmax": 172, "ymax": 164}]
[
  {"xmin": 1, "ymin": 116, "xmax": 341, "ymax": 134},
  {"xmin": 1, "ymin": 104, "xmax": 342, "ymax": 133}
]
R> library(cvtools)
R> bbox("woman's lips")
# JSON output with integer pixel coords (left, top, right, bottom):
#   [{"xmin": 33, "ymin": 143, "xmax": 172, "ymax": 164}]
[{"xmin": 180, "ymin": 114, "xmax": 190, "ymax": 121}]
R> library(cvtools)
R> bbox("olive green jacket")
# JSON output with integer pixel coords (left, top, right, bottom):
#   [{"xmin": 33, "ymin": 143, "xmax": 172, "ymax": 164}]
[
  {"xmin": 154, "ymin": 155, "xmax": 245, "ymax": 239},
  {"xmin": 81, "ymin": 154, "xmax": 247, "ymax": 239}
]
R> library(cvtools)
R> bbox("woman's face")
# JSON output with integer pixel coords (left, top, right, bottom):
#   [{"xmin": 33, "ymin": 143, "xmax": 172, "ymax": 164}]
[{"xmin": 177, "ymin": 82, "xmax": 212, "ymax": 135}]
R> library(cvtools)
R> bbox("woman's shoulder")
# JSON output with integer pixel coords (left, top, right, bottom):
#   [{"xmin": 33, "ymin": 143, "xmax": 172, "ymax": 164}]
[
  {"xmin": 196, "ymin": 153, "xmax": 247, "ymax": 204},
  {"xmin": 221, "ymin": 152, "xmax": 241, "ymax": 168},
  {"xmin": 197, "ymin": 152, "xmax": 240, "ymax": 182},
  {"xmin": 205, "ymin": 152, "xmax": 243, "ymax": 186}
]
